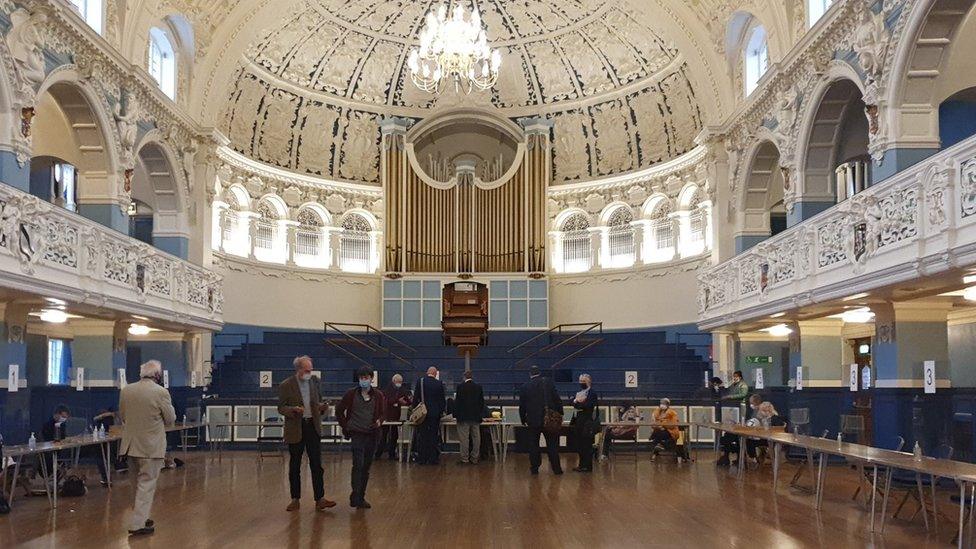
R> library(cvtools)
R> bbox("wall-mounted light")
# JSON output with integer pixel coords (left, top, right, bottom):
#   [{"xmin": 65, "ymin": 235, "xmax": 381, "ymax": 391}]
[
  {"xmin": 762, "ymin": 324, "xmax": 792, "ymax": 337},
  {"xmin": 128, "ymin": 324, "xmax": 151, "ymax": 336},
  {"xmin": 39, "ymin": 309, "xmax": 68, "ymax": 323}
]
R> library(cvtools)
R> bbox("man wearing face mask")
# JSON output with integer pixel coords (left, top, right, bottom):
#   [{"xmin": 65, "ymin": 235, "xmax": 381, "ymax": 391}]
[
  {"xmin": 571, "ymin": 373, "xmax": 598, "ymax": 472},
  {"xmin": 376, "ymin": 373, "xmax": 411, "ymax": 460},
  {"xmin": 119, "ymin": 360, "xmax": 176, "ymax": 536},
  {"xmin": 41, "ymin": 404, "xmax": 71, "ymax": 442},
  {"xmin": 278, "ymin": 355, "xmax": 335, "ymax": 512},
  {"xmin": 336, "ymin": 366, "xmax": 386, "ymax": 509}
]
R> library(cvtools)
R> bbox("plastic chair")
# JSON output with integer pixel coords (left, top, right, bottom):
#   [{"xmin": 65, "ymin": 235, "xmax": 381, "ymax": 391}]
[{"xmin": 789, "ymin": 408, "xmax": 810, "ymax": 435}]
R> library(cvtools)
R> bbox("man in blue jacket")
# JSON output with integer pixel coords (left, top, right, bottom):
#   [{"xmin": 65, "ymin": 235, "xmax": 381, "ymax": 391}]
[{"xmin": 413, "ymin": 366, "xmax": 446, "ymax": 465}]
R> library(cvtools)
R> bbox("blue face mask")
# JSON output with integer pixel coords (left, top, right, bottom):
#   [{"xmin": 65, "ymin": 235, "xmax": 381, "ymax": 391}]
[{"xmin": 359, "ymin": 379, "xmax": 371, "ymax": 389}]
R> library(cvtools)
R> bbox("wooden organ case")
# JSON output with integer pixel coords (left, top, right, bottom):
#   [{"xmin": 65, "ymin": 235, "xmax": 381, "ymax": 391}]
[{"xmin": 441, "ymin": 282, "xmax": 489, "ymax": 355}]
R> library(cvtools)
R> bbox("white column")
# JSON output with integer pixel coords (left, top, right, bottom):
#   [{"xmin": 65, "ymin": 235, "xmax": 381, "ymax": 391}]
[
  {"xmin": 631, "ymin": 219, "xmax": 649, "ymax": 265},
  {"xmin": 284, "ymin": 220, "xmax": 298, "ymax": 265},
  {"xmin": 548, "ymin": 231, "xmax": 563, "ymax": 273},
  {"xmin": 671, "ymin": 210, "xmax": 691, "ymax": 259},
  {"xmin": 329, "ymin": 228, "xmax": 342, "ymax": 271},
  {"xmin": 588, "ymin": 227, "xmax": 603, "ymax": 271},
  {"xmin": 369, "ymin": 230, "xmax": 382, "ymax": 273}
]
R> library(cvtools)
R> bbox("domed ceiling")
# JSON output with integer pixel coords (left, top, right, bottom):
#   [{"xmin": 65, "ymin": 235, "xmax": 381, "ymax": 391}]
[{"xmin": 220, "ymin": 0, "xmax": 704, "ymax": 186}]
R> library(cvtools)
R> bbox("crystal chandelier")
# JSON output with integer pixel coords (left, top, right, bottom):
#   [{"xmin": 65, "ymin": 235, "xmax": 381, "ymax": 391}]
[{"xmin": 407, "ymin": 3, "xmax": 501, "ymax": 94}]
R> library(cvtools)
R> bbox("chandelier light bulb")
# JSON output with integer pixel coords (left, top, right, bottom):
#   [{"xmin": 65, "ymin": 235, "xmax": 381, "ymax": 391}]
[
  {"xmin": 840, "ymin": 308, "xmax": 874, "ymax": 324},
  {"xmin": 39, "ymin": 309, "xmax": 68, "ymax": 324},
  {"xmin": 763, "ymin": 323, "xmax": 792, "ymax": 337},
  {"xmin": 128, "ymin": 324, "xmax": 152, "ymax": 336}
]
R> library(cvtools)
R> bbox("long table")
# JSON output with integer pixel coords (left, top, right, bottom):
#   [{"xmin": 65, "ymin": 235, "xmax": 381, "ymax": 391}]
[
  {"xmin": 697, "ymin": 421, "xmax": 976, "ymax": 548},
  {"xmin": 2, "ymin": 422, "xmax": 205, "ymax": 510}
]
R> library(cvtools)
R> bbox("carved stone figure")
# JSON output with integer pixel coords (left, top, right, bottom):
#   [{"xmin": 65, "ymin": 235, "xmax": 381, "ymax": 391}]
[
  {"xmin": 553, "ymin": 112, "xmax": 589, "ymax": 181},
  {"xmin": 852, "ymin": 5, "xmax": 888, "ymax": 79},
  {"xmin": 339, "ymin": 113, "xmax": 379, "ymax": 182},
  {"xmin": 6, "ymin": 7, "xmax": 47, "ymax": 91},
  {"xmin": 114, "ymin": 89, "xmax": 139, "ymax": 162}
]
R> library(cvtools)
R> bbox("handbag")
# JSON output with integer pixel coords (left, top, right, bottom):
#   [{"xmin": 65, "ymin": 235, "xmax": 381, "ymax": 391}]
[
  {"xmin": 60, "ymin": 474, "xmax": 87, "ymax": 497},
  {"xmin": 408, "ymin": 378, "xmax": 427, "ymax": 425},
  {"xmin": 542, "ymin": 381, "xmax": 563, "ymax": 435}
]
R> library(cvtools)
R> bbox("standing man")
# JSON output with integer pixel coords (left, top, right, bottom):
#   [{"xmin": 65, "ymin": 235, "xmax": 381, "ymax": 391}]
[
  {"xmin": 454, "ymin": 370, "xmax": 485, "ymax": 465},
  {"xmin": 571, "ymin": 373, "xmax": 598, "ymax": 472},
  {"xmin": 277, "ymin": 355, "xmax": 336, "ymax": 512},
  {"xmin": 335, "ymin": 366, "xmax": 386, "ymax": 509},
  {"xmin": 119, "ymin": 360, "xmax": 175, "ymax": 537},
  {"xmin": 412, "ymin": 366, "xmax": 446, "ymax": 465},
  {"xmin": 376, "ymin": 373, "xmax": 411, "ymax": 460},
  {"xmin": 723, "ymin": 371, "xmax": 749, "ymax": 402},
  {"xmin": 518, "ymin": 366, "xmax": 564, "ymax": 475}
]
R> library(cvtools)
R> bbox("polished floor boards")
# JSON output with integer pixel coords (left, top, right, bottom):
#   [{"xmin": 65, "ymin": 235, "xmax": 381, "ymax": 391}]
[{"xmin": 0, "ymin": 450, "xmax": 961, "ymax": 548}]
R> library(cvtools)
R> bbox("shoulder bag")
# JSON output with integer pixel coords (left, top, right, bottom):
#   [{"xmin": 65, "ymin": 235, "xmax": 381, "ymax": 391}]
[
  {"xmin": 408, "ymin": 378, "xmax": 428, "ymax": 425},
  {"xmin": 542, "ymin": 381, "xmax": 563, "ymax": 435}
]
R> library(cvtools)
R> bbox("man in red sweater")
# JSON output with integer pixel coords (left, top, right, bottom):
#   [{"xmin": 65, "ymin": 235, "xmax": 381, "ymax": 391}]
[{"xmin": 335, "ymin": 366, "xmax": 386, "ymax": 509}]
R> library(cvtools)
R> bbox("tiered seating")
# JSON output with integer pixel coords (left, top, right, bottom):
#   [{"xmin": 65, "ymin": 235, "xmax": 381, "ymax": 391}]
[{"xmin": 211, "ymin": 328, "xmax": 711, "ymax": 400}]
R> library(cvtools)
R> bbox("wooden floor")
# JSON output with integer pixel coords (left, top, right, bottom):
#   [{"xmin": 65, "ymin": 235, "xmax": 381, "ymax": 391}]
[{"xmin": 0, "ymin": 449, "xmax": 962, "ymax": 548}]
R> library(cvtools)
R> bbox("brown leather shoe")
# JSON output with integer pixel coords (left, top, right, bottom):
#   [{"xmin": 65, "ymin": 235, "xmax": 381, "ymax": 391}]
[
  {"xmin": 286, "ymin": 499, "xmax": 300, "ymax": 512},
  {"xmin": 315, "ymin": 498, "xmax": 336, "ymax": 510}
]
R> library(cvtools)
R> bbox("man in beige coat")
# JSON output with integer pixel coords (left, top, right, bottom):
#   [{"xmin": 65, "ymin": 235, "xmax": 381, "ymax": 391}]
[{"xmin": 120, "ymin": 359, "xmax": 176, "ymax": 536}]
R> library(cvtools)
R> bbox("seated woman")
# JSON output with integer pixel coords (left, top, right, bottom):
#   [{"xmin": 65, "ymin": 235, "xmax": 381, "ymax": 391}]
[
  {"xmin": 717, "ymin": 394, "xmax": 762, "ymax": 466},
  {"xmin": 745, "ymin": 401, "xmax": 788, "ymax": 464},
  {"xmin": 650, "ymin": 398, "xmax": 680, "ymax": 461},
  {"xmin": 602, "ymin": 404, "xmax": 639, "ymax": 458}
]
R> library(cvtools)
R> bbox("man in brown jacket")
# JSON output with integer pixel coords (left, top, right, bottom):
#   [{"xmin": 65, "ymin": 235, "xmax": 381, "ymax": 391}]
[{"xmin": 277, "ymin": 355, "xmax": 336, "ymax": 511}]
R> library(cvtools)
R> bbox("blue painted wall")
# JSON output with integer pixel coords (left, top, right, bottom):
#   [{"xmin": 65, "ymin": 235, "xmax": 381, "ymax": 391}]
[
  {"xmin": 939, "ymin": 100, "xmax": 976, "ymax": 149},
  {"xmin": 0, "ymin": 151, "xmax": 28, "ymax": 191},
  {"xmin": 77, "ymin": 203, "xmax": 129, "ymax": 234}
]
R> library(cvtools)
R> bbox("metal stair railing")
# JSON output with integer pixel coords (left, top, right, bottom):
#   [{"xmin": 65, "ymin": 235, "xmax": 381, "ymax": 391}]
[
  {"xmin": 508, "ymin": 322, "xmax": 603, "ymax": 369},
  {"xmin": 323, "ymin": 322, "xmax": 417, "ymax": 369}
]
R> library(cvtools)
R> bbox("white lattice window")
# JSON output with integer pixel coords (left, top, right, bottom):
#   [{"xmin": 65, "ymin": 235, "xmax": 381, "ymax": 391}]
[
  {"xmin": 254, "ymin": 201, "xmax": 286, "ymax": 263},
  {"xmin": 148, "ymin": 28, "xmax": 176, "ymax": 100},
  {"xmin": 606, "ymin": 207, "xmax": 635, "ymax": 268},
  {"xmin": 744, "ymin": 26, "xmax": 768, "ymax": 96},
  {"xmin": 69, "ymin": 0, "xmax": 103, "ymax": 34},
  {"xmin": 560, "ymin": 213, "xmax": 591, "ymax": 273},
  {"xmin": 340, "ymin": 214, "xmax": 374, "ymax": 273},
  {"xmin": 647, "ymin": 204, "xmax": 675, "ymax": 263},
  {"xmin": 294, "ymin": 207, "xmax": 328, "ymax": 268},
  {"xmin": 808, "ymin": 0, "xmax": 833, "ymax": 27}
]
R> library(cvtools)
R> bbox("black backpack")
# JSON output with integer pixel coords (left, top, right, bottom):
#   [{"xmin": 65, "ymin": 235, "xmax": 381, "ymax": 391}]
[{"xmin": 60, "ymin": 474, "xmax": 87, "ymax": 497}]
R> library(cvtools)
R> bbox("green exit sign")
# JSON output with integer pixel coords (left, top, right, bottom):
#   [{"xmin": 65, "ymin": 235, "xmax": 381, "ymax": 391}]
[{"xmin": 746, "ymin": 356, "xmax": 773, "ymax": 364}]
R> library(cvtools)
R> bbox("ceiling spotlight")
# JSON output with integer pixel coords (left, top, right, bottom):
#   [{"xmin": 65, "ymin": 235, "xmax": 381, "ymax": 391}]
[
  {"xmin": 843, "ymin": 292, "xmax": 869, "ymax": 301},
  {"xmin": 840, "ymin": 308, "xmax": 875, "ymax": 324},
  {"xmin": 964, "ymin": 286, "xmax": 976, "ymax": 302},
  {"xmin": 763, "ymin": 324, "xmax": 792, "ymax": 337},
  {"xmin": 39, "ymin": 309, "xmax": 69, "ymax": 324},
  {"xmin": 128, "ymin": 324, "xmax": 151, "ymax": 336},
  {"xmin": 770, "ymin": 312, "xmax": 785, "ymax": 318}
]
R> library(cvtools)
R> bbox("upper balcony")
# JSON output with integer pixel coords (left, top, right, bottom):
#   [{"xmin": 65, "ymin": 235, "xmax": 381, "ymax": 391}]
[
  {"xmin": 0, "ymin": 182, "xmax": 223, "ymax": 330},
  {"xmin": 698, "ymin": 134, "xmax": 976, "ymax": 330}
]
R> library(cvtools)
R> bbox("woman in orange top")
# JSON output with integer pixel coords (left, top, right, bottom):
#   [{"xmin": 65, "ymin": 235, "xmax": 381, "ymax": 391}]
[{"xmin": 650, "ymin": 398, "xmax": 680, "ymax": 459}]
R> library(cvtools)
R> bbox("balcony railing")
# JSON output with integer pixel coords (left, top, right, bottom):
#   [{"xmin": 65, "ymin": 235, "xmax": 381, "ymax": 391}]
[
  {"xmin": 698, "ymin": 134, "xmax": 976, "ymax": 329},
  {"xmin": 0, "ymin": 183, "xmax": 223, "ymax": 330}
]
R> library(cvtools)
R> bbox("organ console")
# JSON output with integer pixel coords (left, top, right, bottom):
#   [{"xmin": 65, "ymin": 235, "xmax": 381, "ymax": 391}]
[{"xmin": 441, "ymin": 282, "xmax": 489, "ymax": 366}]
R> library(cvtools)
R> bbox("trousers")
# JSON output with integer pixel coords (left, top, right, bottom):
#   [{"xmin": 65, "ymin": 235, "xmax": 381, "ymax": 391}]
[
  {"xmin": 457, "ymin": 421, "xmax": 482, "ymax": 463},
  {"xmin": 349, "ymin": 432, "xmax": 378, "ymax": 505},
  {"xmin": 527, "ymin": 426, "xmax": 562, "ymax": 473},
  {"xmin": 288, "ymin": 418, "xmax": 324, "ymax": 500},
  {"xmin": 129, "ymin": 457, "xmax": 163, "ymax": 530}
]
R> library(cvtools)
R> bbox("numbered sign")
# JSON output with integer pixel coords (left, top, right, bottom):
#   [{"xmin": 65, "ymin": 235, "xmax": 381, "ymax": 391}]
[
  {"xmin": 371, "ymin": 370, "xmax": 379, "ymax": 387},
  {"xmin": 625, "ymin": 371, "xmax": 638, "ymax": 388},
  {"xmin": 76, "ymin": 367, "xmax": 85, "ymax": 391},
  {"xmin": 796, "ymin": 366, "xmax": 803, "ymax": 391},
  {"xmin": 163, "ymin": 370, "xmax": 170, "ymax": 388},
  {"xmin": 190, "ymin": 371, "xmax": 198, "ymax": 388},
  {"xmin": 849, "ymin": 364, "xmax": 858, "ymax": 392},
  {"xmin": 861, "ymin": 366, "xmax": 871, "ymax": 390},
  {"xmin": 259, "ymin": 371, "xmax": 273, "ymax": 388},
  {"xmin": 118, "ymin": 368, "xmax": 127, "ymax": 389},
  {"xmin": 704, "ymin": 370, "xmax": 710, "ymax": 388},
  {"xmin": 924, "ymin": 360, "xmax": 936, "ymax": 394},
  {"xmin": 311, "ymin": 370, "xmax": 321, "ymax": 380},
  {"xmin": 754, "ymin": 368, "xmax": 764, "ymax": 390},
  {"xmin": 8, "ymin": 364, "xmax": 19, "ymax": 392}
]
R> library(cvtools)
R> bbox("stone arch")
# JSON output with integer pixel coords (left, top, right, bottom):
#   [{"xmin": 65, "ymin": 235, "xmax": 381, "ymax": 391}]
[
  {"xmin": 295, "ymin": 202, "xmax": 331, "ymax": 226},
  {"xmin": 677, "ymin": 182, "xmax": 701, "ymax": 210},
  {"xmin": 339, "ymin": 209, "xmax": 377, "ymax": 232},
  {"xmin": 255, "ymin": 193, "xmax": 288, "ymax": 219},
  {"xmin": 553, "ymin": 207, "xmax": 590, "ymax": 232},
  {"xmin": 641, "ymin": 194, "xmax": 674, "ymax": 218},
  {"xmin": 33, "ymin": 70, "xmax": 121, "ymax": 226},
  {"xmin": 885, "ymin": 0, "xmax": 976, "ymax": 154},
  {"xmin": 738, "ymin": 139, "xmax": 785, "ymax": 247},
  {"xmin": 598, "ymin": 202, "xmax": 633, "ymax": 225},
  {"xmin": 133, "ymin": 134, "xmax": 190, "ymax": 255},
  {"xmin": 223, "ymin": 183, "xmax": 251, "ymax": 211},
  {"xmin": 795, "ymin": 73, "xmax": 869, "ymax": 219}
]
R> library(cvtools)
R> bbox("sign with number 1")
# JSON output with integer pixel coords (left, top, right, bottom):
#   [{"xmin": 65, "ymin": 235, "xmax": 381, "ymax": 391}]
[{"xmin": 8, "ymin": 364, "xmax": 18, "ymax": 392}]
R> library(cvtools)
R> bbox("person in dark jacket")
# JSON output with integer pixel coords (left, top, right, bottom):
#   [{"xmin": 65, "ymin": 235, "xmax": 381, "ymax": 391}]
[
  {"xmin": 335, "ymin": 366, "xmax": 386, "ymax": 509},
  {"xmin": 41, "ymin": 404, "xmax": 70, "ymax": 442},
  {"xmin": 518, "ymin": 366, "xmax": 564, "ymax": 475},
  {"xmin": 412, "ymin": 366, "xmax": 446, "ymax": 465},
  {"xmin": 454, "ymin": 370, "xmax": 485, "ymax": 464},
  {"xmin": 571, "ymin": 373, "xmax": 598, "ymax": 472},
  {"xmin": 376, "ymin": 373, "xmax": 411, "ymax": 460}
]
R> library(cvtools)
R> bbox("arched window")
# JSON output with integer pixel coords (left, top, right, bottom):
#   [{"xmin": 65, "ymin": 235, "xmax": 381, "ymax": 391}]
[
  {"xmin": 606, "ymin": 207, "xmax": 635, "ymax": 268},
  {"xmin": 217, "ymin": 186, "xmax": 251, "ymax": 256},
  {"xmin": 559, "ymin": 213, "xmax": 591, "ymax": 273},
  {"xmin": 808, "ymin": 0, "xmax": 832, "ymax": 27},
  {"xmin": 148, "ymin": 28, "xmax": 177, "ymax": 99},
  {"xmin": 744, "ymin": 25, "xmax": 769, "ymax": 96},
  {"xmin": 254, "ymin": 199, "xmax": 285, "ymax": 263},
  {"xmin": 647, "ymin": 201, "xmax": 674, "ymax": 263},
  {"xmin": 69, "ymin": 0, "xmax": 103, "ymax": 34},
  {"xmin": 294, "ymin": 206, "xmax": 328, "ymax": 267},
  {"xmin": 340, "ymin": 213, "xmax": 374, "ymax": 273}
]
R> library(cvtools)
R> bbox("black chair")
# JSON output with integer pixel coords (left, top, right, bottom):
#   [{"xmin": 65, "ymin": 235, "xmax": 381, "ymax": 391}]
[
  {"xmin": 257, "ymin": 416, "xmax": 284, "ymax": 461},
  {"xmin": 889, "ymin": 443, "xmax": 954, "ymax": 533},
  {"xmin": 789, "ymin": 429, "xmax": 829, "ymax": 491},
  {"xmin": 852, "ymin": 435, "xmax": 905, "ymax": 504}
]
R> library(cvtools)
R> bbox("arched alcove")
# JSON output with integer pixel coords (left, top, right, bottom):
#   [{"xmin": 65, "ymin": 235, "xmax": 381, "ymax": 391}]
[{"xmin": 738, "ymin": 140, "xmax": 785, "ymax": 251}]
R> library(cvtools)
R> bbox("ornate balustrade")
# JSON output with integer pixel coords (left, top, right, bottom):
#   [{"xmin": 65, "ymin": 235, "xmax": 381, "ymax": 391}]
[
  {"xmin": 0, "ymin": 183, "xmax": 223, "ymax": 330},
  {"xmin": 698, "ymin": 134, "xmax": 976, "ymax": 330}
]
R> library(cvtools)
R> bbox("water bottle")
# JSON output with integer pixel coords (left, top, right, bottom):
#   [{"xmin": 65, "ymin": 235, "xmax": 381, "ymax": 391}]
[
  {"xmin": 913, "ymin": 441, "xmax": 923, "ymax": 461},
  {"xmin": 836, "ymin": 432, "xmax": 843, "ymax": 445},
  {"xmin": 28, "ymin": 432, "xmax": 36, "ymax": 450},
  {"xmin": 182, "ymin": 414, "xmax": 187, "ymax": 425},
  {"xmin": 98, "ymin": 424, "xmax": 106, "ymax": 439},
  {"xmin": 793, "ymin": 424, "xmax": 799, "ymax": 438}
]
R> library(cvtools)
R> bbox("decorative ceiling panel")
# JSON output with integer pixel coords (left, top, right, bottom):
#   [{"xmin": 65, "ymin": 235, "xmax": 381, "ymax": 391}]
[{"xmin": 220, "ymin": 0, "xmax": 703, "ymax": 185}]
